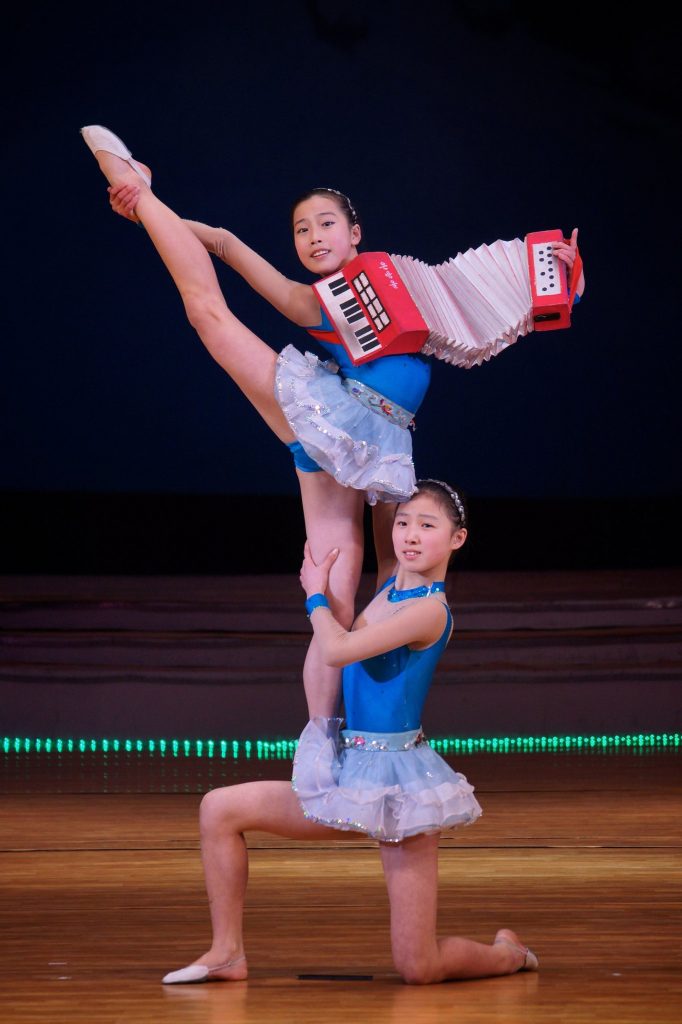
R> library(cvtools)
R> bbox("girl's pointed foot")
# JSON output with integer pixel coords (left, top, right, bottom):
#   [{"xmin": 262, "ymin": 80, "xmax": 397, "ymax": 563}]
[
  {"xmin": 494, "ymin": 929, "xmax": 539, "ymax": 972},
  {"xmin": 80, "ymin": 125, "xmax": 152, "ymax": 185}
]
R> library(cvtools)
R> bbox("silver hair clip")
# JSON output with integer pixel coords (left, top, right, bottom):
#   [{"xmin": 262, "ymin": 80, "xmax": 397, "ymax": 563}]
[
  {"xmin": 419, "ymin": 479, "xmax": 466, "ymax": 525},
  {"xmin": 313, "ymin": 187, "xmax": 358, "ymax": 225}
]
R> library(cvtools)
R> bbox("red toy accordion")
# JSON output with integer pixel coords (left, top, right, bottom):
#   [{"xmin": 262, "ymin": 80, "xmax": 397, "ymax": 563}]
[{"xmin": 312, "ymin": 230, "xmax": 581, "ymax": 367}]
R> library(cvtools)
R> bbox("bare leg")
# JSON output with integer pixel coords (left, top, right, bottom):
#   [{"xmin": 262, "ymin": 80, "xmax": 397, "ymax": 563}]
[
  {"xmin": 297, "ymin": 471, "xmax": 365, "ymax": 716},
  {"xmin": 371, "ymin": 500, "xmax": 398, "ymax": 590},
  {"xmin": 169, "ymin": 780, "xmax": 360, "ymax": 981},
  {"xmin": 92, "ymin": 151, "xmax": 292, "ymax": 439},
  {"xmin": 89, "ymin": 151, "xmax": 364, "ymax": 718},
  {"xmin": 380, "ymin": 833, "xmax": 535, "ymax": 983}
]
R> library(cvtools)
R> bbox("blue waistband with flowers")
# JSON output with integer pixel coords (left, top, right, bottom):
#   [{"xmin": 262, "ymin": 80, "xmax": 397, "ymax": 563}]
[
  {"xmin": 342, "ymin": 377, "xmax": 416, "ymax": 431},
  {"xmin": 341, "ymin": 727, "xmax": 426, "ymax": 752}
]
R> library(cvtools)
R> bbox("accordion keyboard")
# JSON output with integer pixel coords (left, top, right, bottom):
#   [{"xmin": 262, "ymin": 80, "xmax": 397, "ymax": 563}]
[{"xmin": 318, "ymin": 272, "xmax": 383, "ymax": 359}]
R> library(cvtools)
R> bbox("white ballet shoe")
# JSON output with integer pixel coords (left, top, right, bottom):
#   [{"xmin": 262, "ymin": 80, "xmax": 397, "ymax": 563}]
[
  {"xmin": 162, "ymin": 954, "xmax": 246, "ymax": 985},
  {"xmin": 520, "ymin": 945, "xmax": 539, "ymax": 972},
  {"xmin": 80, "ymin": 125, "xmax": 151, "ymax": 185},
  {"xmin": 494, "ymin": 932, "xmax": 539, "ymax": 972}
]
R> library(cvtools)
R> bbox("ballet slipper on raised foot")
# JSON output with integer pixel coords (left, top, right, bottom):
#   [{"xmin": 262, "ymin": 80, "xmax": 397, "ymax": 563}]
[
  {"xmin": 80, "ymin": 125, "xmax": 152, "ymax": 185},
  {"xmin": 494, "ymin": 929, "xmax": 539, "ymax": 972},
  {"xmin": 162, "ymin": 954, "xmax": 247, "ymax": 985}
]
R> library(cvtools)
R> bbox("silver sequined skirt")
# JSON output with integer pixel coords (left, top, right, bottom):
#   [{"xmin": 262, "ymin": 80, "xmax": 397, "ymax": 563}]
[
  {"xmin": 275, "ymin": 345, "xmax": 416, "ymax": 505},
  {"xmin": 292, "ymin": 717, "xmax": 483, "ymax": 843}
]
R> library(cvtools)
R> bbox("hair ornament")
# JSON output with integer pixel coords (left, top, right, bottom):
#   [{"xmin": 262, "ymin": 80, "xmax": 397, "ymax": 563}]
[
  {"xmin": 312, "ymin": 186, "xmax": 359, "ymax": 225},
  {"xmin": 418, "ymin": 478, "xmax": 466, "ymax": 526}
]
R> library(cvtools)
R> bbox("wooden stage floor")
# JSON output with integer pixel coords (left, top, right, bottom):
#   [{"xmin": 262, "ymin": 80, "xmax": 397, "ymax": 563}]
[
  {"xmin": 1, "ymin": 569, "xmax": 681, "ymax": 1021},
  {"xmin": 1, "ymin": 746, "xmax": 680, "ymax": 1023}
]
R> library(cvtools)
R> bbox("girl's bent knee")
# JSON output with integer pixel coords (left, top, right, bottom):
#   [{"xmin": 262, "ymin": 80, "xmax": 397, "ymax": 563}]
[
  {"xmin": 398, "ymin": 964, "xmax": 437, "ymax": 986},
  {"xmin": 200, "ymin": 788, "xmax": 229, "ymax": 830},
  {"xmin": 393, "ymin": 954, "xmax": 438, "ymax": 986},
  {"xmin": 186, "ymin": 297, "xmax": 230, "ymax": 337}
]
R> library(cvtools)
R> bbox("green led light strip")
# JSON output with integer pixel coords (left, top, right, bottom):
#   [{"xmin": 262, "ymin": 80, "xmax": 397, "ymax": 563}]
[{"xmin": 2, "ymin": 734, "xmax": 680, "ymax": 760}]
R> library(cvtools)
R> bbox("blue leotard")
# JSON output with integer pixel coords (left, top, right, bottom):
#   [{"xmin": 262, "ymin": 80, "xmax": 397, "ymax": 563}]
[
  {"xmin": 284, "ymin": 309, "xmax": 431, "ymax": 482},
  {"xmin": 285, "ymin": 288, "xmax": 582, "ymax": 490},
  {"xmin": 342, "ymin": 577, "xmax": 452, "ymax": 734},
  {"xmin": 307, "ymin": 307, "xmax": 432, "ymax": 416},
  {"xmin": 292, "ymin": 578, "xmax": 481, "ymax": 840}
]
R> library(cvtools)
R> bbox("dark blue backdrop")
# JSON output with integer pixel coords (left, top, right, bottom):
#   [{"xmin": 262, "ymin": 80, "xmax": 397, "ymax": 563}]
[{"xmin": 3, "ymin": 2, "xmax": 680, "ymax": 569}]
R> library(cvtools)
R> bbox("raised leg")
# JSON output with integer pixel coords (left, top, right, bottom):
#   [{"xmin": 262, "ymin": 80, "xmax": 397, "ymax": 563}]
[
  {"xmin": 89, "ymin": 148, "xmax": 293, "ymax": 440},
  {"xmin": 379, "ymin": 833, "xmax": 537, "ymax": 983},
  {"xmin": 86, "ymin": 143, "xmax": 366, "ymax": 720}
]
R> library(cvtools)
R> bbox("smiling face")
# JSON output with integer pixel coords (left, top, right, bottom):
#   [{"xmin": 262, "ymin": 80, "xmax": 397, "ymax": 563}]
[
  {"xmin": 292, "ymin": 194, "xmax": 362, "ymax": 276},
  {"xmin": 392, "ymin": 493, "xmax": 467, "ymax": 577}
]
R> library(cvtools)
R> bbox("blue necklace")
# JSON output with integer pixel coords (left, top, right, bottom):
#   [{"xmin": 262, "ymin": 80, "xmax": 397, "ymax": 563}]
[{"xmin": 387, "ymin": 580, "xmax": 446, "ymax": 603}]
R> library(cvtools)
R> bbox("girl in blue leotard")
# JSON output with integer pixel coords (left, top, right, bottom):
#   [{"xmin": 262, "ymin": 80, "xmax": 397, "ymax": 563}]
[
  {"xmin": 81, "ymin": 127, "xmax": 582, "ymax": 730},
  {"xmin": 159, "ymin": 480, "xmax": 539, "ymax": 986},
  {"xmin": 101, "ymin": 152, "xmax": 583, "ymax": 521},
  {"xmin": 292, "ymin": 480, "xmax": 482, "ymax": 842}
]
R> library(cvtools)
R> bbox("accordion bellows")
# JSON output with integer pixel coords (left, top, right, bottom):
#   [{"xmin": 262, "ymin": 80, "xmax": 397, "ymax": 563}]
[
  {"xmin": 312, "ymin": 230, "xmax": 573, "ymax": 369},
  {"xmin": 392, "ymin": 238, "xmax": 533, "ymax": 368}
]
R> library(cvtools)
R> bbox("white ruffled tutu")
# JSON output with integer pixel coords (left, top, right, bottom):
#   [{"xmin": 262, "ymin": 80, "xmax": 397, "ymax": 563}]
[
  {"xmin": 275, "ymin": 345, "xmax": 416, "ymax": 505},
  {"xmin": 292, "ymin": 717, "xmax": 482, "ymax": 843}
]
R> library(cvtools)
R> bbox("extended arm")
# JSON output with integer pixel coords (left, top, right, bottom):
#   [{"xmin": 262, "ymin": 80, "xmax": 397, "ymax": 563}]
[
  {"xmin": 300, "ymin": 544, "xmax": 446, "ymax": 667},
  {"xmin": 308, "ymin": 599, "xmax": 446, "ymax": 668},
  {"xmin": 108, "ymin": 182, "xmax": 321, "ymax": 326},
  {"xmin": 184, "ymin": 220, "xmax": 321, "ymax": 326}
]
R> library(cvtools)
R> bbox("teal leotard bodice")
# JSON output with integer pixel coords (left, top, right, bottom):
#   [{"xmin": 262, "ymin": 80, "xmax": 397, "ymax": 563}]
[
  {"xmin": 308, "ymin": 308, "xmax": 431, "ymax": 415},
  {"xmin": 342, "ymin": 577, "xmax": 452, "ymax": 733}
]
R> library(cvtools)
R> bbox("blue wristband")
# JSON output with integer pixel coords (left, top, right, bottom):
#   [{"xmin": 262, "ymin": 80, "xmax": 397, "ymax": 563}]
[{"xmin": 305, "ymin": 593, "xmax": 329, "ymax": 617}]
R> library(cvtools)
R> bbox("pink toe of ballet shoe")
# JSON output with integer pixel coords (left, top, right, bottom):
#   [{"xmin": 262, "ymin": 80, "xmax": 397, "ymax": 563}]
[
  {"xmin": 80, "ymin": 125, "xmax": 151, "ymax": 186},
  {"xmin": 494, "ymin": 931, "xmax": 540, "ymax": 972},
  {"xmin": 162, "ymin": 963, "xmax": 210, "ymax": 984},
  {"xmin": 521, "ymin": 946, "xmax": 539, "ymax": 971}
]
